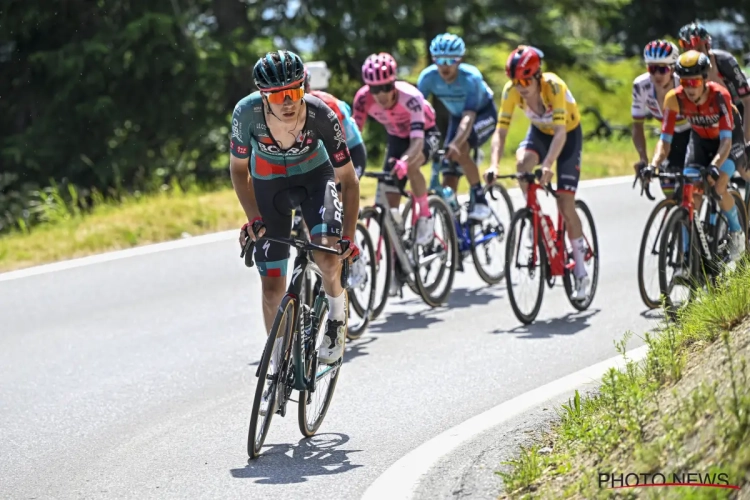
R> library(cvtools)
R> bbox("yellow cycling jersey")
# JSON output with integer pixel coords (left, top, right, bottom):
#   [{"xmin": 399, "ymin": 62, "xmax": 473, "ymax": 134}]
[{"xmin": 497, "ymin": 72, "xmax": 580, "ymax": 135}]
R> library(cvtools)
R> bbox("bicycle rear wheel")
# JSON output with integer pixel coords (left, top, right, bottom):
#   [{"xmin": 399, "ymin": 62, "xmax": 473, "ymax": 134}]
[
  {"xmin": 346, "ymin": 221, "xmax": 376, "ymax": 340},
  {"xmin": 563, "ymin": 200, "xmax": 599, "ymax": 311},
  {"xmin": 505, "ymin": 208, "xmax": 546, "ymax": 324},
  {"xmin": 248, "ymin": 294, "xmax": 296, "ymax": 458},
  {"xmin": 359, "ymin": 206, "xmax": 392, "ymax": 320},
  {"xmin": 298, "ymin": 297, "xmax": 341, "ymax": 437},
  {"xmin": 413, "ymin": 194, "xmax": 459, "ymax": 307},
  {"xmin": 637, "ymin": 199, "xmax": 677, "ymax": 309},
  {"xmin": 471, "ymin": 183, "xmax": 514, "ymax": 285}
]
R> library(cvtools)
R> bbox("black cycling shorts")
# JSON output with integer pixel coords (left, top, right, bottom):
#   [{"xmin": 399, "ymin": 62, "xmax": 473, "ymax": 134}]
[
  {"xmin": 441, "ymin": 101, "xmax": 497, "ymax": 178},
  {"xmin": 685, "ymin": 112, "xmax": 745, "ymax": 178},
  {"xmin": 518, "ymin": 124, "xmax": 583, "ymax": 193},
  {"xmin": 253, "ymin": 166, "xmax": 343, "ymax": 277},
  {"xmin": 382, "ymin": 126, "xmax": 441, "ymax": 189}
]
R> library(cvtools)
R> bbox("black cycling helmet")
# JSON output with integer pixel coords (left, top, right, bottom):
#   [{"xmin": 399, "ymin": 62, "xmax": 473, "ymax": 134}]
[
  {"xmin": 678, "ymin": 22, "xmax": 711, "ymax": 49},
  {"xmin": 675, "ymin": 50, "xmax": 711, "ymax": 78},
  {"xmin": 253, "ymin": 50, "xmax": 306, "ymax": 90}
]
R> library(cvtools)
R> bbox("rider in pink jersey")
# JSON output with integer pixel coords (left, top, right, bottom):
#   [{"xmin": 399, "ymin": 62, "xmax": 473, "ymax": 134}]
[{"xmin": 353, "ymin": 53, "xmax": 441, "ymax": 248}]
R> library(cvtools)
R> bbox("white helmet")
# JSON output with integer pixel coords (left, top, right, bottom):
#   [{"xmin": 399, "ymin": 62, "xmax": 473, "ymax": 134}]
[{"xmin": 643, "ymin": 40, "xmax": 679, "ymax": 65}]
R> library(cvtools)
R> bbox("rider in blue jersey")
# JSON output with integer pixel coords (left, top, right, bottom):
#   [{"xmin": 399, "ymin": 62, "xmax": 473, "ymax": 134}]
[{"xmin": 417, "ymin": 33, "xmax": 497, "ymax": 220}]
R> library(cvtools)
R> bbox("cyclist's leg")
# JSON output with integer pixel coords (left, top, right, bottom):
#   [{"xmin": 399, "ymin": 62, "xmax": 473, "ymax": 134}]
[
  {"xmin": 457, "ymin": 101, "xmax": 498, "ymax": 217},
  {"xmin": 516, "ymin": 126, "xmax": 544, "ymax": 197},
  {"xmin": 664, "ymin": 129, "xmax": 690, "ymax": 199},
  {"xmin": 253, "ymin": 178, "xmax": 293, "ymax": 333},
  {"xmin": 555, "ymin": 125, "xmax": 586, "ymax": 280},
  {"xmin": 439, "ymin": 116, "xmax": 463, "ymax": 192},
  {"xmin": 299, "ymin": 166, "xmax": 348, "ymax": 363},
  {"xmin": 382, "ymin": 134, "xmax": 410, "ymax": 210}
]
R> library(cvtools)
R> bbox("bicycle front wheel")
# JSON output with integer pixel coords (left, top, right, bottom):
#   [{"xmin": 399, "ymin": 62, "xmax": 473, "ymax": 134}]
[
  {"xmin": 346, "ymin": 221, "xmax": 377, "ymax": 340},
  {"xmin": 248, "ymin": 294, "xmax": 296, "ymax": 459},
  {"xmin": 563, "ymin": 200, "xmax": 599, "ymax": 311},
  {"xmin": 637, "ymin": 199, "xmax": 677, "ymax": 309},
  {"xmin": 471, "ymin": 183, "xmax": 514, "ymax": 285},
  {"xmin": 298, "ymin": 297, "xmax": 341, "ymax": 437},
  {"xmin": 658, "ymin": 207, "xmax": 699, "ymax": 320},
  {"xmin": 505, "ymin": 208, "xmax": 546, "ymax": 324}
]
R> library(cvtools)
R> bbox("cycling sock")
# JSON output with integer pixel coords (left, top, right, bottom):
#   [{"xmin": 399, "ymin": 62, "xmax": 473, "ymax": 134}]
[
  {"xmin": 326, "ymin": 290, "xmax": 347, "ymax": 322},
  {"xmin": 572, "ymin": 236, "xmax": 587, "ymax": 279},
  {"xmin": 415, "ymin": 193, "xmax": 430, "ymax": 217},
  {"xmin": 471, "ymin": 183, "xmax": 486, "ymax": 204},
  {"xmin": 723, "ymin": 205, "xmax": 742, "ymax": 232}
]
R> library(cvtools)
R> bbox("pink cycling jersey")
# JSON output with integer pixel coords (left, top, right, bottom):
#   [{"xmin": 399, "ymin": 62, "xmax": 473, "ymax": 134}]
[{"xmin": 353, "ymin": 80, "xmax": 436, "ymax": 139}]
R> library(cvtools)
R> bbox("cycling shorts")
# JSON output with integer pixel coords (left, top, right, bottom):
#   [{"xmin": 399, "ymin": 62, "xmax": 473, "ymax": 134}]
[
  {"xmin": 382, "ymin": 126, "xmax": 441, "ymax": 191},
  {"xmin": 441, "ymin": 101, "xmax": 498, "ymax": 178},
  {"xmin": 335, "ymin": 142, "xmax": 367, "ymax": 192},
  {"xmin": 518, "ymin": 124, "xmax": 583, "ymax": 193},
  {"xmin": 685, "ymin": 115, "xmax": 745, "ymax": 178},
  {"xmin": 253, "ymin": 166, "xmax": 342, "ymax": 277}
]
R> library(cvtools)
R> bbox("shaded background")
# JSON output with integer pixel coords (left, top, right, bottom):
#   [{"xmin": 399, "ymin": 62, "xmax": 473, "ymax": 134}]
[{"xmin": 2, "ymin": 0, "xmax": 750, "ymax": 234}]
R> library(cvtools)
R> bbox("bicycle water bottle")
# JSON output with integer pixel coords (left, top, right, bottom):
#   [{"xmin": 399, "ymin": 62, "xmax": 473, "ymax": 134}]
[{"xmin": 442, "ymin": 186, "xmax": 460, "ymax": 213}]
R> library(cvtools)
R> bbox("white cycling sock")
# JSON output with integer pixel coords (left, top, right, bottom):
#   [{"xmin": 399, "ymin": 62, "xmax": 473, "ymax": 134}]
[
  {"xmin": 572, "ymin": 236, "xmax": 587, "ymax": 279},
  {"xmin": 326, "ymin": 291, "xmax": 346, "ymax": 322}
]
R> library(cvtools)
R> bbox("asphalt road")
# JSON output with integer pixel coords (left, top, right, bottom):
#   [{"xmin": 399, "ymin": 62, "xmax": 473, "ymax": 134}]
[{"xmin": 1, "ymin": 176, "xmax": 663, "ymax": 500}]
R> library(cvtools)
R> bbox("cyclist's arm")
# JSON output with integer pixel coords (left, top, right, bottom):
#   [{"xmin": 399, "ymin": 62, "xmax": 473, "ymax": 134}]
[
  {"xmin": 402, "ymin": 95, "xmax": 426, "ymax": 168},
  {"xmin": 651, "ymin": 91, "xmax": 678, "ymax": 167},
  {"xmin": 541, "ymin": 86, "xmax": 569, "ymax": 169},
  {"xmin": 229, "ymin": 104, "xmax": 261, "ymax": 222},
  {"xmin": 711, "ymin": 91, "xmax": 735, "ymax": 168},
  {"xmin": 630, "ymin": 80, "xmax": 649, "ymax": 163},
  {"xmin": 352, "ymin": 87, "xmax": 369, "ymax": 133},
  {"xmin": 317, "ymin": 106, "xmax": 359, "ymax": 240},
  {"xmin": 489, "ymin": 83, "xmax": 516, "ymax": 171}
]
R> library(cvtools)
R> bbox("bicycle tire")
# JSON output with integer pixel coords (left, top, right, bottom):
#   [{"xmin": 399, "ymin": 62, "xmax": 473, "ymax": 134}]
[
  {"xmin": 248, "ymin": 294, "xmax": 296, "ymax": 458},
  {"xmin": 472, "ymin": 183, "xmax": 514, "ymax": 285},
  {"xmin": 346, "ymin": 221, "xmax": 376, "ymax": 340},
  {"xmin": 505, "ymin": 208, "xmax": 546, "ymax": 324},
  {"xmin": 413, "ymin": 194, "xmax": 459, "ymax": 307},
  {"xmin": 637, "ymin": 198, "xmax": 677, "ymax": 309},
  {"xmin": 401, "ymin": 197, "xmax": 436, "ymax": 296},
  {"xmin": 359, "ymin": 206, "xmax": 392, "ymax": 320},
  {"xmin": 562, "ymin": 200, "xmax": 600, "ymax": 311},
  {"xmin": 298, "ymin": 298, "xmax": 341, "ymax": 437},
  {"xmin": 658, "ymin": 207, "xmax": 699, "ymax": 320},
  {"xmin": 729, "ymin": 189, "xmax": 749, "ymax": 254}
]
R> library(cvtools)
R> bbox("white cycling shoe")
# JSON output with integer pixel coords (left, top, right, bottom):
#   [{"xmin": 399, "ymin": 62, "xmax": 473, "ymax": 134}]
[
  {"xmin": 468, "ymin": 201, "xmax": 491, "ymax": 221},
  {"xmin": 571, "ymin": 275, "xmax": 590, "ymax": 302},
  {"xmin": 318, "ymin": 319, "xmax": 346, "ymax": 365},
  {"xmin": 728, "ymin": 231, "xmax": 745, "ymax": 262},
  {"xmin": 415, "ymin": 216, "xmax": 435, "ymax": 246}
]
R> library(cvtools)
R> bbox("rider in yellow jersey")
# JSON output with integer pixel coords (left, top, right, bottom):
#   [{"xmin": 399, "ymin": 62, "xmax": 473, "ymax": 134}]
[{"xmin": 485, "ymin": 45, "xmax": 590, "ymax": 300}]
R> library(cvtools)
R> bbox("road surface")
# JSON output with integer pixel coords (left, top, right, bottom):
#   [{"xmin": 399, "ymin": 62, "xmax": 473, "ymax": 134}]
[{"xmin": 0, "ymin": 177, "xmax": 663, "ymax": 499}]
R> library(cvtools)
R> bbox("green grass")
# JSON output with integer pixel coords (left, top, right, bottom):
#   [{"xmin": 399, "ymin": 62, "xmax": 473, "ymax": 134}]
[{"xmin": 497, "ymin": 261, "xmax": 750, "ymax": 499}]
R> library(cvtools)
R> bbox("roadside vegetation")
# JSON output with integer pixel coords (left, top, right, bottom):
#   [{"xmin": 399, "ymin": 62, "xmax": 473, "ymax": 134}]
[{"xmin": 497, "ymin": 260, "xmax": 750, "ymax": 499}]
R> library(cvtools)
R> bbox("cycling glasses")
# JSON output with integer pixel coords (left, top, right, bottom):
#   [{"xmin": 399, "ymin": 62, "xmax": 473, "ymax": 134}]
[
  {"xmin": 648, "ymin": 65, "xmax": 671, "ymax": 75},
  {"xmin": 369, "ymin": 82, "xmax": 395, "ymax": 94},
  {"xmin": 434, "ymin": 57, "xmax": 461, "ymax": 66},
  {"xmin": 262, "ymin": 86, "xmax": 305, "ymax": 104},
  {"xmin": 680, "ymin": 77, "xmax": 704, "ymax": 88},
  {"xmin": 512, "ymin": 78, "xmax": 533, "ymax": 87},
  {"xmin": 679, "ymin": 38, "xmax": 705, "ymax": 50}
]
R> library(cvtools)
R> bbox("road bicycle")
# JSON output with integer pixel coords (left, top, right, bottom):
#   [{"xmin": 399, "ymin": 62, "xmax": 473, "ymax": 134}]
[
  {"xmin": 241, "ymin": 234, "xmax": 350, "ymax": 459},
  {"xmin": 654, "ymin": 163, "xmax": 748, "ymax": 319},
  {"xmin": 291, "ymin": 209, "xmax": 377, "ymax": 339},
  {"xmin": 359, "ymin": 170, "xmax": 458, "ymax": 315},
  {"xmin": 421, "ymin": 149, "xmax": 514, "ymax": 285},
  {"xmin": 497, "ymin": 169, "xmax": 600, "ymax": 325}
]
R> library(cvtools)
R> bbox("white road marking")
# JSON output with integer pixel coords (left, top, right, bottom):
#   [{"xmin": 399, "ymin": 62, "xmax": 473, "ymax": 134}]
[
  {"xmin": 0, "ymin": 176, "xmax": 632, "ymax": 282},
  {"xmin": 360, "ymin": 344, "xmax": 649, "ymax": 500}
]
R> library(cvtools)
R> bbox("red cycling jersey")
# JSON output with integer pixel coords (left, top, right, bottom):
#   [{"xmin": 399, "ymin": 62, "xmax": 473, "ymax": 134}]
[{"xmin": 661, "ymin": 81, "xmax": 735, "ymax": 141}]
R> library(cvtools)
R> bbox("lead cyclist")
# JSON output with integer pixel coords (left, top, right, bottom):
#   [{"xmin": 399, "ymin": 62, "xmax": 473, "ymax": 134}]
[{"xmin": 230, "ymin": 51, "xmax": 360, "ymax": 379}]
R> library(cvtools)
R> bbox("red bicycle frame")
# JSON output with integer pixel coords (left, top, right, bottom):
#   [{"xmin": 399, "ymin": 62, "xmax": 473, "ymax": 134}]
[{"xmin": 525, "ymin": 180, "xmax": 591, "ymax": 277}]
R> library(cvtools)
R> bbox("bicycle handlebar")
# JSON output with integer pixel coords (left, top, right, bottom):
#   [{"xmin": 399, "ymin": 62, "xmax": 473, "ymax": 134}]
[
  {"xmin": 635, "ymin": 161, "xmax": 722, "ymax": 202},
  {"xmin": 240, "ymin": 235, "xmax": 350, "ymax": 289},
  {"xmin": 493, "ymin": 169, "xmax": 559, "ymax": 199}
]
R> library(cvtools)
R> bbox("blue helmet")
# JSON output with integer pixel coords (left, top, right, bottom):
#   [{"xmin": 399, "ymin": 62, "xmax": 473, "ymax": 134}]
[
  {"xmin": 643, "ymin": 40, "xmax": 679, "ymax": 65},
  {"xmin": 429, "ymin": 33, "xmax": 466, "ymax": 58},
  {"xmin": 253, "ymin": 50, "xmax": 306, "ymax": 90}
]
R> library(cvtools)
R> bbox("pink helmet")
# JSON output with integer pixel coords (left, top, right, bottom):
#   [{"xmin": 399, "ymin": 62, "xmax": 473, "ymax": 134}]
[{"xmin": 361, "ymin": 53, "xmax": 397, "ymax": 85}]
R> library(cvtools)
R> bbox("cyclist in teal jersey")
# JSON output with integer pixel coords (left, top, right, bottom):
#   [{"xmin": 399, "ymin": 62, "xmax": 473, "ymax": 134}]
[
  {"xmin": 418, "ymin": 33, "xmax": 495, "ymax": 220},
  {"xmin": 230, "ymin": 50, "xmax": 360, "ymax": 368}
]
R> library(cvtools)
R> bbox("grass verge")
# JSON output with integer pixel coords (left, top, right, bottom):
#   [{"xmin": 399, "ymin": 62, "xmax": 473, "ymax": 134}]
[
  {"xmin": 0, "ymin": 136, "xmax": 640, "ymax": 273},
  {"xmin": 497, "ymin": 260, "xmax": 750, "ymax": 499}
]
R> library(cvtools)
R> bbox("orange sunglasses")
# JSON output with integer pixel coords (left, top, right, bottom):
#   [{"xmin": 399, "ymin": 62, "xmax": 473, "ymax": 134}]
[
  {"xmin": 680, "ymin": 77, "xmax": 704, "ymax": 88},
  {"xmin": 512, "ymin": 78, "xmax": 533, "ymax": 87},
  {"xmin": 263, "ymin": 85, "xmax": 305, "ymax": 104}
]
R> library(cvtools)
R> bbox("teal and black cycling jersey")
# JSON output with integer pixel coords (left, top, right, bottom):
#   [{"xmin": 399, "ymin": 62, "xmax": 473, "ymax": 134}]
[{"xmin": 230, "ymin": 92, "xmax": 352, "ymax": 179}]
